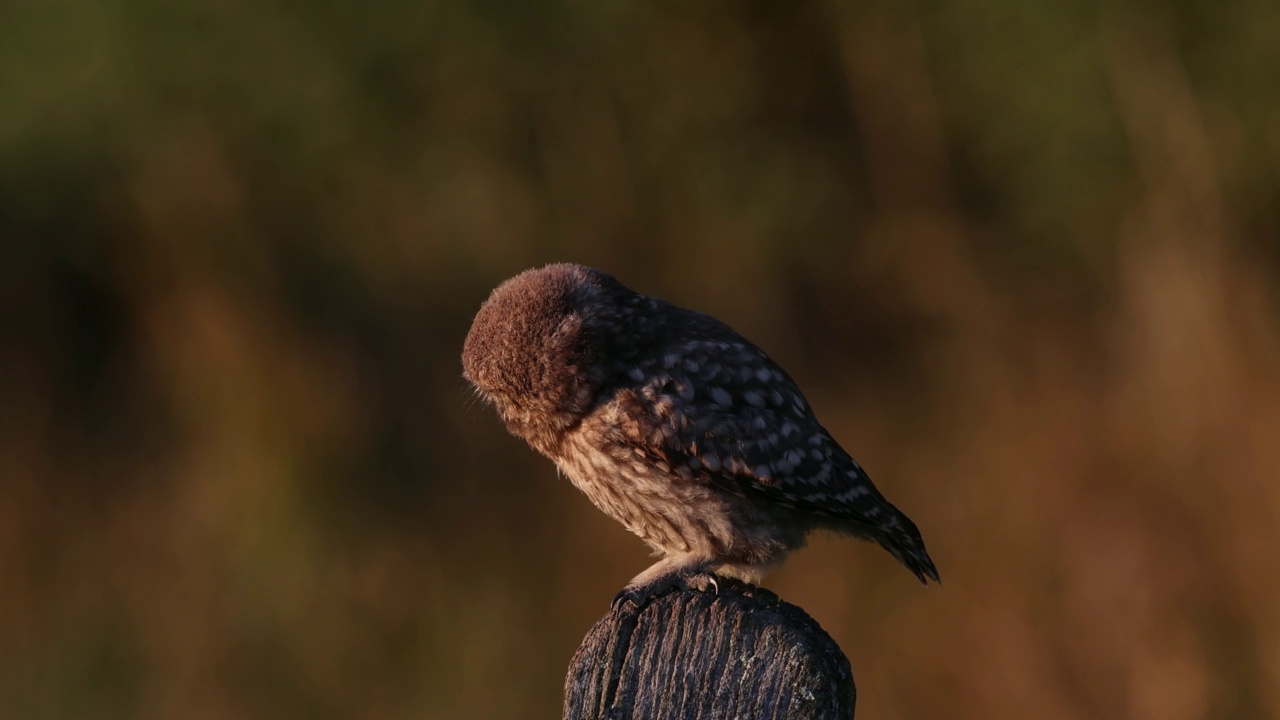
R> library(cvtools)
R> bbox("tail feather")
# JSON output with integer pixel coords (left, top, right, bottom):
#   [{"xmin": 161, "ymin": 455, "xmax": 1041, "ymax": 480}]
[
  {"xmin": 874, "ymin": 506, "xmax": 941, "ymax": 583},
  {"xmin": 813, "ymin": 485, "xmax": 941, "ymax": 584}
]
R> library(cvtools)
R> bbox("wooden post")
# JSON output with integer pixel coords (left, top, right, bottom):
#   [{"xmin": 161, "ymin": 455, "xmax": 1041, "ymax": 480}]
[{"xmin": 563, "ymin": 580, "xmax": 855, "ymax": 720}]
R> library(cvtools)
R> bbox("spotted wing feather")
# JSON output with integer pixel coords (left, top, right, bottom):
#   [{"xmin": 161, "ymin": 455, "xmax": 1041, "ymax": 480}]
[{"xmin": 605, "ymin": 331, "xmax": 940, "ymax": 583}]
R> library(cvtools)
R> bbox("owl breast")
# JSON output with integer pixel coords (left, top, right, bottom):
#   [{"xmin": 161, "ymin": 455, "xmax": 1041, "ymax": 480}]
[{"xmin": 552, "ymin": 400, "xmax": 806, "ymax": 566}]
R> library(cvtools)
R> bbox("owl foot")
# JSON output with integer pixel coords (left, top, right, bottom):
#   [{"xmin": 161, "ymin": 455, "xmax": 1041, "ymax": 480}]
[{"xmin": 611, "ymin": 570, "xmax": 728, "ymax": 611}]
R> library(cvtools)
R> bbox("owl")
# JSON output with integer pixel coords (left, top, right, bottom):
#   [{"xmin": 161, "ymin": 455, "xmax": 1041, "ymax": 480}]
[{"xmin": 462, "ymin": 263, "xmax": 938, "ymax": 605}]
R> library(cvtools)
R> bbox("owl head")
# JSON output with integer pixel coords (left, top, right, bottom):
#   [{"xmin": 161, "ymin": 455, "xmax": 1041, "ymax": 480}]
[{"xmin": 462, "ymin": 263, "xmax": 636, "ymax": 452}]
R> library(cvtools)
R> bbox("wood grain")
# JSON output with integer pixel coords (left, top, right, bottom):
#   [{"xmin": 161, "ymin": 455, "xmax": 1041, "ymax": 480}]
[{"xmin": 564, "ymin": 582, "xmax": 855, "ymax": 720}]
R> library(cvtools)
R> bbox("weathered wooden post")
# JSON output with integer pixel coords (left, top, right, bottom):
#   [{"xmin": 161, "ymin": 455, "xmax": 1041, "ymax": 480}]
[{"xmin": 564, "ymin": 580, "xmax": 855, "ymax": 720}]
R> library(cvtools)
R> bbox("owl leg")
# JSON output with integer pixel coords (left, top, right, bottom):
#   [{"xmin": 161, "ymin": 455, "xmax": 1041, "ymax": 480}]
[
  {"xmin": 709, "ymin": 557, "xmax": 785, "ymax": 586},
  {"xmin": 611, "ymin": 553, "xmax": 717, "ymax": 610}
]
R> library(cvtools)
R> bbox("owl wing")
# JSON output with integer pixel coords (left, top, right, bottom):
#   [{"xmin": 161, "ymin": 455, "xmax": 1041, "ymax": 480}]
[{"xmin": 605, "ymin": 336, "xmax": 939, "ymax": 583}]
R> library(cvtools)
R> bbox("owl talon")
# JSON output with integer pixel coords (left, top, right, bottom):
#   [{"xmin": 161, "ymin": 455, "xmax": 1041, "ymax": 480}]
[
  {"xmin": 612, "ymin": 570, "xmax": 730, "ymax": 610},
  {"xmin": 682, "ymin": 571, "xmax": 721, "ymax": 595},
  {"xmin": 609, "ymin": 584, "xmax": 645, "ymax": 604},
  {"xmin": 611, "ymin": 575, "xmax": 677, "ymax": 611}
]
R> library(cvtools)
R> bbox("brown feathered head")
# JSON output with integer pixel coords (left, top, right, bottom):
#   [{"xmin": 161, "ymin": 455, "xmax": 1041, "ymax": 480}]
[{"xmin": 462, "ymin": 263, "xmax": 635, "ymax": 453}]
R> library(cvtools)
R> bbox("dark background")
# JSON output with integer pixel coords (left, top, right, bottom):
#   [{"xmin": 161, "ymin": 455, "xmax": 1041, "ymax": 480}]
[{"xmin": 2, "ymin": 0, "xmax": 1279, "ymax": 718}]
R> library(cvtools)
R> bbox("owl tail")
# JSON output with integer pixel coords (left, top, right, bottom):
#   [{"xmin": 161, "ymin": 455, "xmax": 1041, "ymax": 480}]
[{"xmin": 875, "ymin": 512, "xmax": 941, "ymax": 584}]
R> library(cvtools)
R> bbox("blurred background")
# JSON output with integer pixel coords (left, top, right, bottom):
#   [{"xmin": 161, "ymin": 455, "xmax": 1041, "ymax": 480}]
[{"xmin": 2, "ymin": 0, "xmax": 1278, "ymax": 718}]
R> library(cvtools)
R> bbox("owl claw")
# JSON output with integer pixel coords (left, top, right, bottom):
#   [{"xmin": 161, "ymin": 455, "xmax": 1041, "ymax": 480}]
[
  {"xmin": 683, "ymin": 571, "xmax": 720, "ymax": 595},
  {"xmin": 610, "ymin": 586, "xmax": 645, "ymax": 611},
  {"xmin": 611, "ymin": 570, "xmax": 726, "ymax": 610}
]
